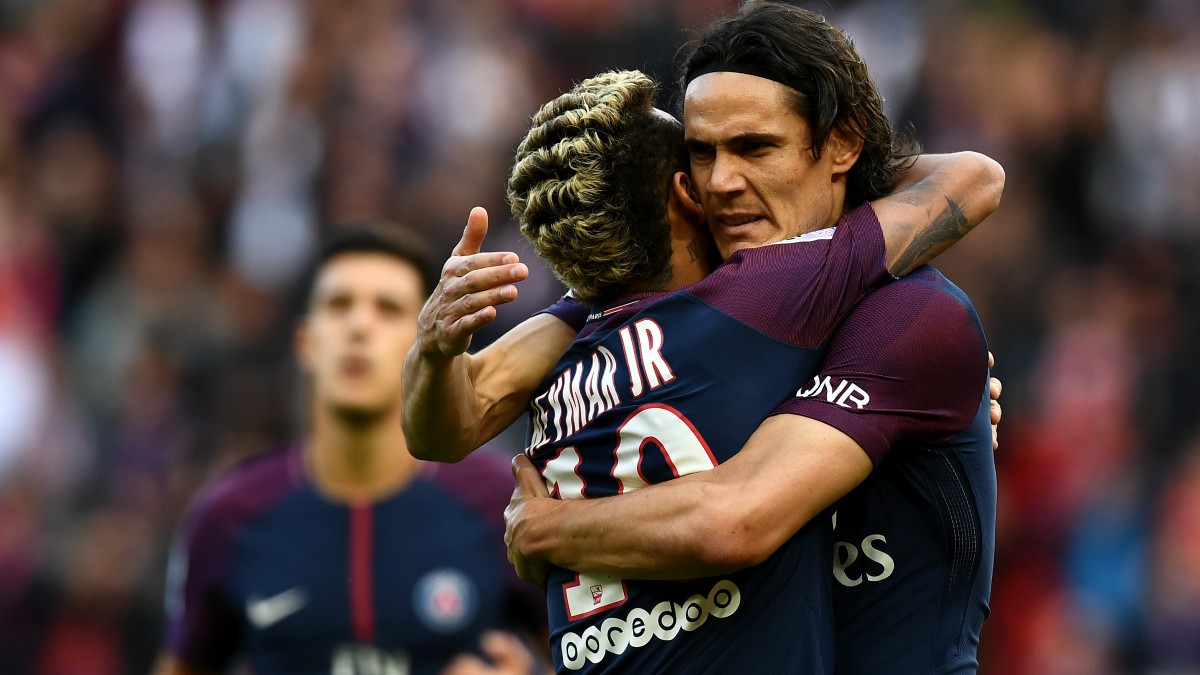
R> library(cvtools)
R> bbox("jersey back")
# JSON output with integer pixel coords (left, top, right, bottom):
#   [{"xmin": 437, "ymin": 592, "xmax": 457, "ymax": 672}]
[
  {"xmin": 832, "ymin": 397, "xmax": 994, "ymax": 675},
  {"xmin": 529, "ymin": 204, "xmax": 890, "ymax": 674}
]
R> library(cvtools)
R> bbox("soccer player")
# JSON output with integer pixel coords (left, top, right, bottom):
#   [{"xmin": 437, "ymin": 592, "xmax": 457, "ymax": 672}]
[
  {"xmin": 409, "ymin": 53, "xmax": 996, "ymax": 675},
  {"xmin": 154, "ymin": 227, "xmax": 546, "ymax": 675},
  {"xmin": 501, "ymin": 7, "xmax": 999, "ymax": 673},
  {"xmin": 412, "ymin": 64, "xmax": 993, "ymax": 675}
]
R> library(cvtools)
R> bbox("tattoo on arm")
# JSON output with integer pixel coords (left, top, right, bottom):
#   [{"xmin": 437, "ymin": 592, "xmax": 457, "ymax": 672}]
[{"xmin": 889, "ymin": 196, "xmax": 970, "ymax": 277}]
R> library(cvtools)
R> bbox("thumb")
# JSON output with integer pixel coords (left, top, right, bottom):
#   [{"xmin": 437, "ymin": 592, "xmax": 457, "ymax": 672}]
[
  {"xmin": 452, "ymin": 207, "xmax": 489, "ymax": 257},
  {"xmin": 512, "ymin": 454, "xmax": 550, "ymax": 498}
]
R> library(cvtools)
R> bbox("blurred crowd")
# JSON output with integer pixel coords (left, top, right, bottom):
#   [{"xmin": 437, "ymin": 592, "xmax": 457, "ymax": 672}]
[{"xmin": 0, "ymin": 0, "xmax": 1197, "ymax": 673}]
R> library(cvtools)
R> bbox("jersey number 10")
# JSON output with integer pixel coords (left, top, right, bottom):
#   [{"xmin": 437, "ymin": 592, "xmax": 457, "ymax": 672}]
[
  {"xmin": 538, "ymin": 404, "xmax": 718, "ymax": 620},
  {"xmin": 540, "ymin": 403, "xmax": 717, "ymax": 499}
]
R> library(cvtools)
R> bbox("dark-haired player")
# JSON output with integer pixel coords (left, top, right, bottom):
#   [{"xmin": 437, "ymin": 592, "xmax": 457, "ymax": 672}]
[
  {"xmin": 495, "ymin": 5, "xmax": 999, "ymax": 673},
  {"xmin": 407, "ymin": 45, "xmax": 999, "ymax": 675},
  {"xmin": 154, "ymin": 227, "xmax": 547, "ymax": 675}
]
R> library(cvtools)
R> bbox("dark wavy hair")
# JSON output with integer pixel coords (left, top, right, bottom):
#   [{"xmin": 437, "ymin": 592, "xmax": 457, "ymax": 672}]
[
  {"xmin": 680, "ymin": 1, "xmax": 917, "ymax": 208},
  {"xmin": 304, "ymin": 223, "xmax": 434, "ymax": 305},
  {"xmin": 507, "ymin": 71, "xmax": 687, "ymax": 303}
]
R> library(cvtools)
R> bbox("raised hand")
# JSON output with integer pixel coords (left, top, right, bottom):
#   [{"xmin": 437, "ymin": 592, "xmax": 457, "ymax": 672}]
[{"xmin": 417, "ymin": 207, "xmax": 529, "ymax": 359}]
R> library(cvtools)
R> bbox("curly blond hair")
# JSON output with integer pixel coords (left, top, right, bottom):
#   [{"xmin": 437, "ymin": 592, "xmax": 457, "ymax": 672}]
[{"xmin": 507, "ymin": 70, "xmax": 686, "ymax": 303}]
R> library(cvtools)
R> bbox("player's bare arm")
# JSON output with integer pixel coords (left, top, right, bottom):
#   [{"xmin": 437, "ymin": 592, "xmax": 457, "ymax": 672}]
[
  {"xmin": 506, "ymin": 414, "xmax": 870, "ymax": 581},
  {"xmin": 403, "ymin": 207, "xmax": 575, "ymax": 463},
  {"xmin": 874, "ymin": 152, "xmax": 1005, "ymax": 277},
  {"xmin": 505, "ymin": 360, "xmax": 1005, "ymax": 582}
]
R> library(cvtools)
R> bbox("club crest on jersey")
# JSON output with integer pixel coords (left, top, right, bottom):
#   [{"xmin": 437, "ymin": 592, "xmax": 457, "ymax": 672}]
[{"xmin": 414, "ymin": 568, "xmax": 477, "ymax": 633}]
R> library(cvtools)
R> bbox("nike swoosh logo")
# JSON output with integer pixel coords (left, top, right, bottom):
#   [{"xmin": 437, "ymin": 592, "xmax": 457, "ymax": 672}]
[{"xmin": 246, "ymin": 587, "xmax": 308, "ymax": 629}]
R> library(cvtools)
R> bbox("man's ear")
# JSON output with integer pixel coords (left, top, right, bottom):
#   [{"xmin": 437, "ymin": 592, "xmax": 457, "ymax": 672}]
[
  {"xmin": 827, "ymin": 127, "xmax": 864, "ymax": 176},
  {"xmin": 669, "ymin": 171, "xmax": 704, "ymax": 223}
]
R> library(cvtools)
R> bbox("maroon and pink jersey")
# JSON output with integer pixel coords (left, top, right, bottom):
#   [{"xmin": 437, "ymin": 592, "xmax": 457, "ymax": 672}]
[
  {"xmin": 531, "ymin": 203, "xmax": 890, "ymax": 674},
  {"xmin": 774, "ymin": 266, "xmax": 996, "ymax": 675},
  {"xmin": 163, "ymin": 448, "xmax": 543, "ymax": 675}
]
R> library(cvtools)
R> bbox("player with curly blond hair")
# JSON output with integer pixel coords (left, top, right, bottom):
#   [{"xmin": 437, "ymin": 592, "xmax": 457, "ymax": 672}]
[
  {"xmin": 406, "ymin": 5, "xmax": 1003, "ymax": 673},
  {"xmin": 506, "ymin": 70, "xmax": 694, "ymax": 302}
]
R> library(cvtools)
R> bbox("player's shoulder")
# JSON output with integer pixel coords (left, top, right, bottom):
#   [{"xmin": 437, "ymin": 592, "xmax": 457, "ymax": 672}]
[
  {"xmin": 823, "ymin": 266, "xmax": 986, "ymax": 376},
  {"xmin": 424, "ymin": 448, "xmax": 514, "ymax": 521},
  {"xmin": 761, "ymin": 201, "xmax": 879, "ymax": 248},
  {"xmin": 428, "ymin": 447, "xmax": 512, "ymax": 488},
  {"xmin": 180, "ymin": 447, "xmax": 304, "ymax": 548},
  {"xmin": 699, "ymin": 201, "xmax": 883, "ymax": 289},
  {"xmin": 892, "ymin": 265, "xmax": 974, "ymax": 303}
]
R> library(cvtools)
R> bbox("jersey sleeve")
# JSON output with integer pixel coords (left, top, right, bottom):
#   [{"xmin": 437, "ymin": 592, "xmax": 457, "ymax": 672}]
[
  {"xmin": 163, "ymin": 493, "xmax": 243, "ymax": 670},
  {"xmin": 688, "ymin": 201, "xmax": 891, "ymax": 348},
  {"xmin": 534, "ymin": 292, "xmax": 591, "ymax": 333},
  {"xmin": 786, "ymin": 201, "xmax": 893, "ymax": 347},
  {"xmin": 771, "ymin": 269, "xmax": 988, "ymax": 464}
]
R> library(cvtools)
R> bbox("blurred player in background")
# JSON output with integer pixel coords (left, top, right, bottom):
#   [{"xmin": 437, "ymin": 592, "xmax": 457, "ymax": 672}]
[
  {"xmin": 155, "ymin": 226, "xmax": 546, "ymax": 675},
  {"xmin": 405, "ymin": 3, "xmax": 1001, "ymax": 669}
]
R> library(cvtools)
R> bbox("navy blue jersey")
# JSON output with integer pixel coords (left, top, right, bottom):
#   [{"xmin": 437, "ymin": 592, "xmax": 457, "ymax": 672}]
[
  {"xmin": 531, "ymin": 203, "xmax": 890, "ymax": 673},
  {"xmin": 164, "ymin": 448, "xmax": 543, "ymax": 674},
  {"xmin": 774, "ymin": 267, "xmax": 996, "ymax": 674}
]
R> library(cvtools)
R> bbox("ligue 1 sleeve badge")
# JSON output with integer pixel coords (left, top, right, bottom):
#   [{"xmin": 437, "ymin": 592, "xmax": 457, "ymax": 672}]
[{"xmin": 413, "ymin": 568, "xmax": 478, "ymax": 633}]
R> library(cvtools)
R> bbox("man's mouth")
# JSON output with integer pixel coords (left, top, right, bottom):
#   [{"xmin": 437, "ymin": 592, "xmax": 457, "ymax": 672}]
[
  {"xmin": 715, "ymin": 214, "xmax": 765, "ymax": 230},
  {"xmin": 340, "ymin": 355, "xmax": 372, "ymax": 377}
]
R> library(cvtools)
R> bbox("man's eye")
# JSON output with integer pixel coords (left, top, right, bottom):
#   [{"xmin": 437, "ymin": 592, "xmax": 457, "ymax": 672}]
[{"xmin": 377, "ymin": 302, "xmax": 403, "ymax": 318}]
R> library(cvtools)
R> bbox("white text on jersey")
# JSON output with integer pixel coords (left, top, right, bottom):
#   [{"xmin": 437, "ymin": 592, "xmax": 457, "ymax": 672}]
[
  {"xmin": 530, "ymin": 319, "xmax": 676, "ymax": 451},
  {"xmin": 831, "ymin": 512, "xmax": 895, "ymax": 587},
  {"xmin": 559, "ymin": 579, "xmax": 741, "ymax": 670},
  {"xmin": 796, "ymin": 376, "xmax": 871, "ymax": 409}
]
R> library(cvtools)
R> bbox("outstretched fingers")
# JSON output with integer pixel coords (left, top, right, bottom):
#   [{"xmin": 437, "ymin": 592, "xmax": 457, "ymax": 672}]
[{"xmin": 417, "ymin": 208, "xmax": 528, "ymax": 358}]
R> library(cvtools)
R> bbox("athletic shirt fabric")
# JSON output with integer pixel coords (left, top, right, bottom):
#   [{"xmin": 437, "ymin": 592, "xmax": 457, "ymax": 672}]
[
  {"xmin": 163, "ymin": 447, "xmax": 544, "ymax": 674},
  {"xmin": 531, "ymin": 203, "xmax": 890, "ymax": 674},
  {"xmin": 774, "ymin": 266, "xmax": 996, "ymax": 674}
]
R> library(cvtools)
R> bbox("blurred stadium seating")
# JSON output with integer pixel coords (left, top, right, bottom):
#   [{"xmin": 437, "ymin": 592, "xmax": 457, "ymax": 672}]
[{"xmin": 0, "ymin": 0, "xmax": 1197, "ymax": 672}]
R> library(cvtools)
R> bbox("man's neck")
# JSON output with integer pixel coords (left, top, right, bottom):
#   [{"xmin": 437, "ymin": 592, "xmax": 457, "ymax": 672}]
[
  {"xmin": 663, "ymin": 236, "xmax": 715, "ymax": 291},
  {"xmin": 306, "ymin": 406, "xmax": 419, "ymax": 504}
]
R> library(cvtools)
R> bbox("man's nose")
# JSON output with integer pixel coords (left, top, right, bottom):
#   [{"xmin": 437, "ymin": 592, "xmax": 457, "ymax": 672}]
[
  {"xmin": 708, "ymin": 153, "xmax": 746, "ymax": 196},
  {"xmin": 345, "ymin": 305, "xmax": 373, "ymax": 339}
]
